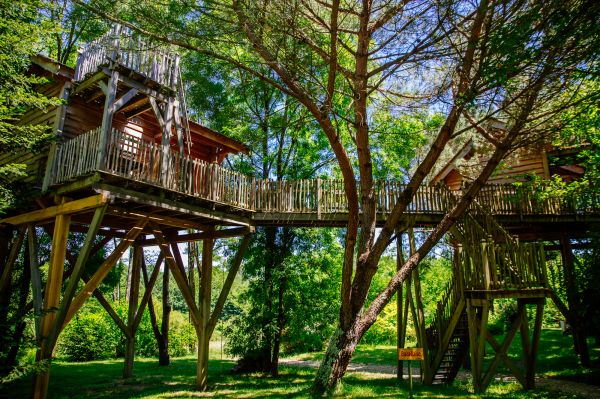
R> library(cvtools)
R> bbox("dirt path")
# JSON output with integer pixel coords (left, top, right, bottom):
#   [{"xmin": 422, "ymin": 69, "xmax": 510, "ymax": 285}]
[{"xmin": 279, "ymin": 359, "xmax": 600, "ymax": 399}]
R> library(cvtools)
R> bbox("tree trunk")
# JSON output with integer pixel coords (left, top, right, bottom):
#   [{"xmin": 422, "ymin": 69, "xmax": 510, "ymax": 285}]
[
  {"xmin": 159, "ymin": 264, "xmax": 171, "ymax": 366},
  {"xmin": 560, "ymin": 236, "xmax": 591, "ymax": 367},
  {"xmin": 313, "ymin": 323, "xmax": 361, "ymax": 394},
  {"xmin": 271, "ymin": 276, "xmax": 286, "ymax": 377}
]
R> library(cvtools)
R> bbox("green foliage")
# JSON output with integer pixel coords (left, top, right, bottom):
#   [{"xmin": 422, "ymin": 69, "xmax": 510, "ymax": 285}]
[
  {"xmin": 0, "ymin": 0, "xmax": 61, "ymax": 213},
  {"xmin": 57, "ymin": 300, "xmax": 196, "ymax": 362},
  {"xmin": 371, "ymin": 113, "xmax": 443, "ymax": 181},
  {"xmin": 362, "ymin": 244, "xmax": 453, "ymax": 345},
  {"xmin": 59, "ymin": 305, "xmax": 120, "ymax": 361},
  {"xmin": 223, "ymin": 228, "xmax": 342, "ymax": 359}
]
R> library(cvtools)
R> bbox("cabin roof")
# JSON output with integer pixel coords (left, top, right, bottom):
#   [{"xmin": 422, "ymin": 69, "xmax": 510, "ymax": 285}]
[
  {"xmin": 30, "ymin": 54, "xmax": 74, "ymax": 80},
  {"xmin": 431, "ymin": 139, "xmax": 474, "ymax": 184}
]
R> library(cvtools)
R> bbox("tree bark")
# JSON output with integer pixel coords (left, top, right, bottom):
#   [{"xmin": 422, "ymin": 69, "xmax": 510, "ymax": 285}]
[{"xmin": 560, "ymin": 236, "xmax": 591, "ymax": 367}]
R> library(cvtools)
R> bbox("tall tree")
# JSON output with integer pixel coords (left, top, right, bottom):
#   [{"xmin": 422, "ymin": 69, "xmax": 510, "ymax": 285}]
[
  {"xmin": 0, "ymin": 0, "xmax": 60, "ymax": 214},
  {"xmin": 41, "ymin": 0, "xmax": 109, "ymax": 66},
  {"xmin": 75, "ymin": 0, "xmax": 600, "ymax": 391},
  {"xmin": 185, "ymin": 56, "xmax": 337, "ymax": 375}
]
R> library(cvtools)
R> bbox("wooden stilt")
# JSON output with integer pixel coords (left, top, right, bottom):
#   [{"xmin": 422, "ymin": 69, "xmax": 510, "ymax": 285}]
[
  {"xmin": 560, "ymin": 235, "xmax": 590, "ymax": 366},
  {"xmin": 408, "ymin": 229, "xmax": 429, "ymax": 380},
  {"xmin": 396, "ymin": 231, "xmax": 405, "ymax": 380},
  {"xmin": 124, "ymin": 244, "xmax": 142, "ymax": 378},
  {"xmin": 46, "ymin": 205, "xmax": 107, "ymax": 353},
  {"xmin": 476, "ymin": 301, "xmax": 489, "ymax": 389},
  {"xmin": 28, "ymin": 225, "xmax": 43, "ymax": 342},
  {"xmin": 527, "ymin": 299, "xmax": 545, "ymax": 389},
  {"xmin": 197, "ymin": 235, "xmax": 213, "ymax": 391},
  {"xmin": 466, "ymin": 299, "xmax": 478, "ymax": 389},
  {"xmin": 481, "ymin": 304, "xmax": 524, "ymax": 390},
  {"xmin": 33, "ymin": 212, "xmax": 71, "ymax": 399},
  {"xmin": 519, "ymin": 300, "xmax": 532, "ymax": 387}
]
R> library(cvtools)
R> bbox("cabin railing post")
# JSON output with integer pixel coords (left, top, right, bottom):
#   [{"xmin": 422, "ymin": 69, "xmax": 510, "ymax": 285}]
[
  {"xmin": 481, "ymin": 240, "xmax": 490, "ymax": 290},
  {"xmin": 42, "ymin": 143, "xmax": 58, "ymax": 192},
  {"xmin": 316, "ymin": 178, "xmax": 321, "ymax": 219}
]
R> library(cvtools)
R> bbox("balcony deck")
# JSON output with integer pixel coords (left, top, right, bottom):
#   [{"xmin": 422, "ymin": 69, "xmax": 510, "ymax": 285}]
[{"xmin": 44, "ymin": 128, "xmax": 600, "ymax": 232}]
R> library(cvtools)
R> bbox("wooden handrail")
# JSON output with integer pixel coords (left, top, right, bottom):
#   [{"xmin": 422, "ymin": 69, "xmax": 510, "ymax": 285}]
[{"xmin": 74, "ymin": 25, "xmax": 179, "ymax": 89}]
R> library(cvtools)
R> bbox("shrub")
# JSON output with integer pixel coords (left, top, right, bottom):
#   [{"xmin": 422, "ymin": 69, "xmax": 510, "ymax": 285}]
[{"xmin": 58, "ymin": 310, "xmax": 119, "ymax": 361}]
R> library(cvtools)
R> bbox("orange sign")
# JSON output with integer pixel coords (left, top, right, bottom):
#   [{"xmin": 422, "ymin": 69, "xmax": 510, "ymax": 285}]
[{"xmin": 398, "ymin": 348, "xmax": 424, "ymax": 360}]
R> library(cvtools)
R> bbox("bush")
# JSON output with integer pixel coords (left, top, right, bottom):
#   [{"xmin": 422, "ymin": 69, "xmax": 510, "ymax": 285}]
[
  {"xmin": 168, "ymin": 311, "xmax": 196, "ymax": 357},
  {"xmin": 58, "ymin": 310, "xmax": 119, "ymax": 361},
  {"xmin": 58, "ymin": 301, "xmax": 196, "ymax": 361}
]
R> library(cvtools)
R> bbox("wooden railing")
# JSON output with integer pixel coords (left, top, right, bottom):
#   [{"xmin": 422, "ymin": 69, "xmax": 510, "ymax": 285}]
[
  {"xmin": 74, "ymin": 25, "xmax": 179, "ymax": 89},
  {"xmin": 48, "ymin": 128, "xmax": 255, "ymax": 209},
  {"xmin": 476, "ymin": 183, "xmax": 599, "ymax": 216},
  {"xmin": 427, "ymin": 268, "xmax": 463, "ymax": 361},
  {"xmin": 457, "ymin": 241, "xmax": 547, "ymax": 290},
  {"xmin": 50, "ymin": 127, "xmax": 102, "ymax": 183},
  {"xmin": 47, "ymin": 128, "xmax": 598, "ymax": 219}
]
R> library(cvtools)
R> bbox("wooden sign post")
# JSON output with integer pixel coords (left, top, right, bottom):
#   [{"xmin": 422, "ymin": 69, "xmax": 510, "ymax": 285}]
[{"xmin": 399, "ymin": 348, "xmax": 424, "ymax": 399}]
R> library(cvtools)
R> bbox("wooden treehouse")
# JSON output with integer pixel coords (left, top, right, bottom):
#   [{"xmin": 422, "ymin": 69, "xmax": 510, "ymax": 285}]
[{"xmin": 0, "ymin": 26, "xmax": 599, "ymax": 398}]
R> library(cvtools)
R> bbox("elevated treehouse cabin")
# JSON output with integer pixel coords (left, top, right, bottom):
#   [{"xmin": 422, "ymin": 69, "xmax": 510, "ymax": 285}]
[{"xmin": 0, "ymin": 26, "xmax": 598, "ymax": 399}]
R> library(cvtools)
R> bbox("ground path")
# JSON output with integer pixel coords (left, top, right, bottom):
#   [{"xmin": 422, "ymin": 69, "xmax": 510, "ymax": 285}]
[{"xmin": 279, "ymin": 359, "xmax": 600, "ymax": 399}]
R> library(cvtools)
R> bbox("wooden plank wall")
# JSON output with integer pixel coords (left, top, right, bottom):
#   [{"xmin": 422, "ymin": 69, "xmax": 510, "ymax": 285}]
[{"xmin": 488, "ymin": 148, "xmax": 548, "ymax": 184}]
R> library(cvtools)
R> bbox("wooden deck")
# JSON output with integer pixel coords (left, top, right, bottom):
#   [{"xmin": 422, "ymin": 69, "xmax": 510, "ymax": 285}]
[{"xmin": 45, "ymin": 127, "xmax": 600, "ymax": 227}]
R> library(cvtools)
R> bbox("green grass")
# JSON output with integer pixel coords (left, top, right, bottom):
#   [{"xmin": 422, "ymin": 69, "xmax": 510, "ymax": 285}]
[
  {"xmin": 1, "ymin": 329, "xmax": 597, "ymax": 398},
  {"xmin": 287, "ymin": 328, "xmax": 600, "ymax": 384},
  {"xmin": 1, "ymin": 358, "xmax": 588, "ymax": 399}
]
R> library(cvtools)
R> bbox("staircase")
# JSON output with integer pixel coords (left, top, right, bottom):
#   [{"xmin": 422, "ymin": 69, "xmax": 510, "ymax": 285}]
[
  {"xmin": 423, "ymin": 189, "xmax": 548, "ymax": 385},
  {"xmin": 433, "ymin": 313, "xmax": 468, "ymax": 384}
]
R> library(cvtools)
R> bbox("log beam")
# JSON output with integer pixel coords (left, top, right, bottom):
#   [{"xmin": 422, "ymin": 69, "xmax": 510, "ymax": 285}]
[
  {"xmin": 0, "ymin": 194, "xmax": 108, "ymax": 226},
  {"xmin": 63, "ymin": 218, "xmax": 148, "ymax": 328}
]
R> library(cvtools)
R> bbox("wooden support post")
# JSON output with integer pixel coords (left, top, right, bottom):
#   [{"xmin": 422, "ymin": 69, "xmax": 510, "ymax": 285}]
[
  {"xmin": 197, "ymin": 234, "xmax": 213, "ymax": 391},
  {"xmin": 408, "ymin": 229, "xmax": 429, "ymax": 380},
  {"xmin": 481, "ymin": 305, "xmax": 525, "ymax": 390},
  {"xmin": 98, "ymin": 69, "xmax": 119, "ymax": 169},
  {"xmin": 476, "ymin": 301, "xmax": 489, "ymax": 389},
  {"xmin": 396, "ymin": 231, "xmax": 404, "ymax": 380},
  {"xmin": 46, "ymin": 206, "xmax": 107, "ymax": 354},
  {"xmin": 124, "ymin": 244, "xmax": 142, "ymax": 378},
  {"xmin": 0, "ymin": 226, "xmax": 26, "ymax": 296},
  {"xmin": 28, "ymin": 225, "xmax": 43, "ymax": 342},
  {"xmin": 152, "ymin": 225, "xmax": 200, "ymax": 325},
  {"xmin": 466, "ymin": 299, "xmax": 490, "ymax": 393},
  {"xmin": 466, "ymin": 299, "xmax": 479, "ymax": 391},
  {"xmin": 527, "ymin": 299, "xmax": 545, "ymax": 389},
  {"xmin": 33, "ymin": 212, "xmax": 71, "ymax": 399},
  {"xmin": 519, "ymin": 300, "xmax": 532, "ymax": 386}
]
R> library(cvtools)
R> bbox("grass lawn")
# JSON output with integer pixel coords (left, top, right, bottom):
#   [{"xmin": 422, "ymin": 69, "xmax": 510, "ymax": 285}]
[{"xmin": 1, "ymin": 329, "xmax": 597, "ymax": 398}]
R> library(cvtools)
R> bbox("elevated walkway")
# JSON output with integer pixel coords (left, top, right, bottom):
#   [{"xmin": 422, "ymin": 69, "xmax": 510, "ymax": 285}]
[{"xmin": 39, "ymin": 127, "xmax": 600, "ymax": 233}]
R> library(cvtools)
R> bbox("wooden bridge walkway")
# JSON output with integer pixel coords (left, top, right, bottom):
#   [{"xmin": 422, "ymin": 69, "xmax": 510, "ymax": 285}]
[{"xmin": 46, "ymin": 127, "xmax": 600, "ymax": 227}]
